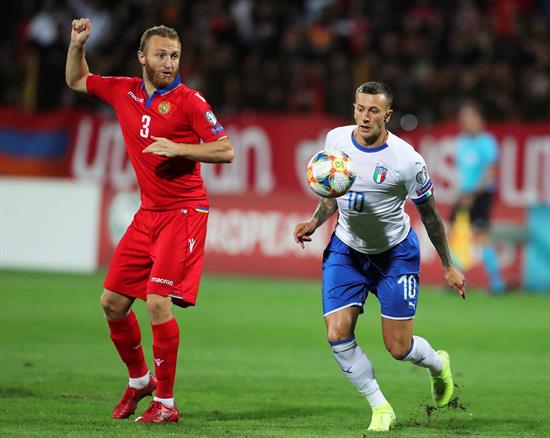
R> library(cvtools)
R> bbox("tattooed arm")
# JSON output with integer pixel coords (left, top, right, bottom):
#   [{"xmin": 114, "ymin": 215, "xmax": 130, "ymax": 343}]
[
  {"xmin": 294, "ymin": 197, "xmax": 338, "ymax": 248},
  {"xmin": 415, "ymin": 195, "xmax": 466, "ymax": 299}
]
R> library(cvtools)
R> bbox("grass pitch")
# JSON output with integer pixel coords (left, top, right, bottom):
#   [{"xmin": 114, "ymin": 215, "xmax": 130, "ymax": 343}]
[{"xmin": 0, "ymin": 270, "xmax": 549, "ymax": 437}]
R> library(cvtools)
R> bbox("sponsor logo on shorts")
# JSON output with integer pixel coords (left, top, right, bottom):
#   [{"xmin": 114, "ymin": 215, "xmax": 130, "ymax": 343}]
[
  {"xmin": 154, "ymin": 358, "xmax": 164, "ymax": 366},
  {"xmin": 189, "ymin": 238, "xmax": 196, "ymax": 253},
  {"xmin": 151, "ymin": 277, "xmax": 174, "ymax": 286}
]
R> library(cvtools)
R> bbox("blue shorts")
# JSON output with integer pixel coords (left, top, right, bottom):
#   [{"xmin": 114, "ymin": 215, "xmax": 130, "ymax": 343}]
[{"xmin": 322, "ymin": 230, "xmax": 421, "ymax": 320}]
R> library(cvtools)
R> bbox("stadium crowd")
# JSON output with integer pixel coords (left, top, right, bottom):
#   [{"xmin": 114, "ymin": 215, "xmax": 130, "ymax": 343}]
[{"xmin": 3, "ymin": 0, "xmax": 550, "ymax": 123}]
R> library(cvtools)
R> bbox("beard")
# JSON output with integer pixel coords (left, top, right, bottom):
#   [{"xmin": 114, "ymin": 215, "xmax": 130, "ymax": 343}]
[{"xmin": 144, "ymin": 62, "xmax": 177, "ymax": 89}]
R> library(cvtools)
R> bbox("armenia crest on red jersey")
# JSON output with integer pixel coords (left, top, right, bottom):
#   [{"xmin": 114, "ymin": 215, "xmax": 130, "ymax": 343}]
[{"xmin": 158, "ymin": 102, "xmax": 171, "ymax": 114}]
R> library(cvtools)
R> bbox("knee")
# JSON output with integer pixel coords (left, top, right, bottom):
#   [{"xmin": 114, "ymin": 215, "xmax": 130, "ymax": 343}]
[
  {"xmin": 100, "ymin": 290, "xmax": 130, "ymax": 320},
  {"xmin": 327, "ymin": 325, "xmax": 354, "ymax": 344},
  {"xmin": 385, "ymin": 339, "xmax": 411, "ymax": 360},
  {"xmin": 325, "ymin": 308, "xmax": 358, "ymax": 345},
  {"xmin": 146, "ymin": 295, "xmax": 172, "ymax": 323}
]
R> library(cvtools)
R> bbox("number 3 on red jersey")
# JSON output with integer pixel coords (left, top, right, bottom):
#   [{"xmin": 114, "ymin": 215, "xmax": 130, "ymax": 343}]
[{"xmin": 140, "ymin": 115, "xmax": 151, "ymax": 138}]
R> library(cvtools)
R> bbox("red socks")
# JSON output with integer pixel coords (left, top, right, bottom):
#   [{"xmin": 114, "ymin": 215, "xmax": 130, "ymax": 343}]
[
  {"xmin": 108, "ymin": 312, "xmax": 179, "ymax": 398},
  {"xmin": 152, "ymin": 318, "xmax": 180, "ymax": 398},
  {"xmin": 107, "ymin": 310, "xmax": 148, "ymax": 378}
]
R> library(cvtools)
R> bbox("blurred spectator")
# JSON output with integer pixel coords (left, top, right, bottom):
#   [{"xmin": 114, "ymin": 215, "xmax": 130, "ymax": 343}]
[
  {"xmin": 24, "ymin": 0, "xmax": 70, "ymax": 111},
  {"xmin": 5, "ymin": 0, "xmax": 550, "ymax": 121},
  {"xmin": 450, "ymin": 101, "xmax": 505, "ymax": 293},
  {"xmin": 67, "ymin": 0, "xmax": 112, "ymax": 49}
]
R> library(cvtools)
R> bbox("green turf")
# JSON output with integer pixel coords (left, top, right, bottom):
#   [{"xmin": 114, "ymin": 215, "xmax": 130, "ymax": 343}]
[{"xmin": 1, "ymin": 270, "xmax": 549, "ymax": 437}]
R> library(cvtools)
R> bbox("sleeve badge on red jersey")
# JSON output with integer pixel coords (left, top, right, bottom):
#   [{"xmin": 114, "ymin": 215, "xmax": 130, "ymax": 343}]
[
  {"xmin": 210, "ymin": 124, "xmax": 225, "ymax": 135},
  {"xmin": 158, "ymin": 102, "xmax": 171, "ymax": 114},
  {"xmin": 205, "ymin": 110, "xmax": 218, "ymax": 125}
]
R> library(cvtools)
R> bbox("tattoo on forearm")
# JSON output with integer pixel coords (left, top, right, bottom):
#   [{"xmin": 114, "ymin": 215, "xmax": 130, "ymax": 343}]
[
  {"xmin": 312, "ymin": 198, "xmax": 337, "ymax": 226},
  {"xmin": 420, "ymin": 206, "xmax": 452, "ymax": 268}
]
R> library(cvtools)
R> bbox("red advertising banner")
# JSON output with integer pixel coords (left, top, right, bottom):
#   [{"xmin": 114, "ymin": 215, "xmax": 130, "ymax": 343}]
[
  {"xmin": 70, "ymin": 113, "xmax": 548, "ymax": 287},
  {"xmin": 64, "ymin": 113, "xmax": 550, "ymax": 206}
]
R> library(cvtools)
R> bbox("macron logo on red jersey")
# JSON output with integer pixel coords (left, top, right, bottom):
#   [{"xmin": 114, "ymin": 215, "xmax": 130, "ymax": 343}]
[{"xmin": 128, "ymin": 91, "xmax": 144, "ymax": 103}]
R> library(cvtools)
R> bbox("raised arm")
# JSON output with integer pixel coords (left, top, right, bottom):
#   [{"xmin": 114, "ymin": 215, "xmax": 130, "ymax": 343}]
[
  {"xmin": 415, "ymin": 195, "xmax": 466, "ymax": 299},
  {"xmin": 294, "ymin": 197, "xmax": 338, "ymax": 248},
  {"xmin": 66, "ymin": 18, "xmax": 92, "ymax": 93}
]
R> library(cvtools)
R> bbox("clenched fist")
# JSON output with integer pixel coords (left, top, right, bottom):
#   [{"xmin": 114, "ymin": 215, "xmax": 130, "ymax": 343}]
[{"xmin": 71, "ymin": 18, "xmax": 92, "ymax": 47}]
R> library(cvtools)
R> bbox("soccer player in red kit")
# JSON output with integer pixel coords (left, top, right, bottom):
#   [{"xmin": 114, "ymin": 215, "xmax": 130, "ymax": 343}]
[{"xmin": 66, "ymin": 19, "xmax": 234, "ymax": 423}]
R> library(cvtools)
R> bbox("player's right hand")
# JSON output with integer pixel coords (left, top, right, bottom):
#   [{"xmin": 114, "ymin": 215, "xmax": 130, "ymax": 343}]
[
  {"xmin": 293, "ymin": 220, "xmax": 318, "ymax": 249},
  {"xmin": 71, "ymin": 18, "xmax": 92, "ymax": 46}
]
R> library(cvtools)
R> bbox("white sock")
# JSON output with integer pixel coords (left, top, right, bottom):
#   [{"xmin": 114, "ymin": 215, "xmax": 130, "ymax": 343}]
[
  {"xmin": 331, "ymin": 336, "xmax": 388, "ymax": 408},
  {"xmin": 402, "ymin": 336, "xmax": 443, "ymax": 374},
  {"xmin": 154, "ymin": 396, "xmax": 174, "ymax": 408},
  {"xmin": 128, "ymin": 371, "xmax": 150, "ymax": 389}
]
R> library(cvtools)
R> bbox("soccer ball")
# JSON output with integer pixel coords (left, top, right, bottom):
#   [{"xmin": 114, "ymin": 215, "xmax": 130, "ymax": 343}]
[{"xmin": 306, "ymin": 150, "xmax": 356, "ymax": 198}]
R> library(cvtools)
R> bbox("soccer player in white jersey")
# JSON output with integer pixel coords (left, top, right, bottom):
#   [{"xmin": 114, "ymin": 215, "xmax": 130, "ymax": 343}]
[{"xmin": 294, "ymin": 82, "xmax": 466, "ymax": 432}]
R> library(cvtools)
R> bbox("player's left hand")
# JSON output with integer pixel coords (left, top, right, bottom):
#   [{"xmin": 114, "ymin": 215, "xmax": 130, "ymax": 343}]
[
  {"xmin": 444, "ymin": 265, "xmax": 466, "ymax": 300},
  {"xmin": 143, "ymin": 136, "xmax": 181, "ymax": 157}
]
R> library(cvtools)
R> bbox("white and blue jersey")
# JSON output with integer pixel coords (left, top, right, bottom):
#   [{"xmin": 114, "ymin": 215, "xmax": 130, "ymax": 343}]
[
  {"xmin": 325, "ymin": 126, "xmax": 433, "ymax": 254},
  {"xmin": 321, "ymin": 126, "xmax": 433, "ymax": 319}
]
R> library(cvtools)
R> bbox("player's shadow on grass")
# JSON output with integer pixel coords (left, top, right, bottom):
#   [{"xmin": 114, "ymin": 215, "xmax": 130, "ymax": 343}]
[
  {"xmin": 0, "ymin": 387, "xmax": 36, "ymax": 398},
  {"xmin": 0, "ymin": 386, "xmax": 113, "ymax": 402},
  {"xmin": 187, "ymin": 406, "xmax": 342, "ymax": 421}
]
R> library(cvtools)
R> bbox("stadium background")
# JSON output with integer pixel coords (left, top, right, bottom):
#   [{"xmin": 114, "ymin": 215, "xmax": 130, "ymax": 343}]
[{"xmin": 1, "ymin": 1, "xmax": 550, "ymax": 437}]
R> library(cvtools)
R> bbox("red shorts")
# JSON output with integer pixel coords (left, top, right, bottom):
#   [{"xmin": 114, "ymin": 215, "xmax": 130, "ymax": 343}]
[{"xmin": 104, "ymin": 207, "xmax": 208, "ymax": 307}]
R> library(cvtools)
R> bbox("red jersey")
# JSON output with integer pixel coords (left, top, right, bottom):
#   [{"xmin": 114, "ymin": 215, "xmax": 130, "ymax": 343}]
[{"xmin": 86, "ymin": 74, "xmax": 226, "ymax": 210}]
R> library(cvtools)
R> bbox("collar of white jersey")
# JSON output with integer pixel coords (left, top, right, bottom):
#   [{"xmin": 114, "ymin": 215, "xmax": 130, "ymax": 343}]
[{"xmin": 351, "ymin": 129, "xmax": 389, "ymax": 153}]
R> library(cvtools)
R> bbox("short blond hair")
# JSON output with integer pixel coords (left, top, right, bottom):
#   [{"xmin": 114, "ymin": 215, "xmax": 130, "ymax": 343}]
[{"xmin": 139, "ymin": 25, "xmax": 180, "ymax": 52}]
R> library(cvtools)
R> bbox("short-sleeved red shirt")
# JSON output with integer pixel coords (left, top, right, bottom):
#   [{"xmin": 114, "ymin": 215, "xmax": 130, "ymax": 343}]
[{"xmin": 86, "ymin": 74, "xmax": 226, "ymax": 210}]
